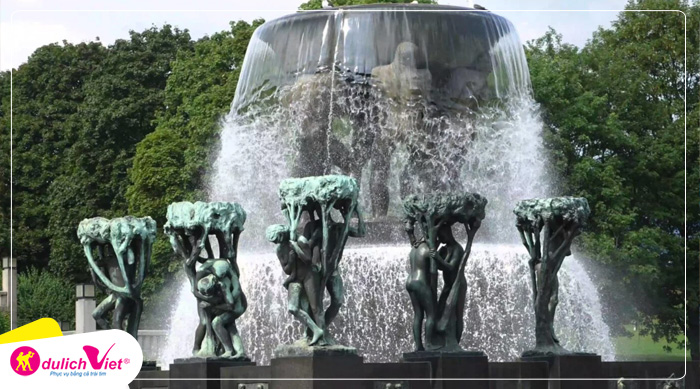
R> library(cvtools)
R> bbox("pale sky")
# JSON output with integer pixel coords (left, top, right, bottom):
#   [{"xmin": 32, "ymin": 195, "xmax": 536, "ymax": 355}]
[{"xmin": 0, "ymin": 0, "xmax": 635, "ymax": 71}]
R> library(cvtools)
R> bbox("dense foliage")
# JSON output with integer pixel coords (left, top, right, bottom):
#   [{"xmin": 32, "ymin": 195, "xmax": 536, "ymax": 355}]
[
  {"xmin": 1, "ymin": 0, "xmax": 696, "ymax": 359},
  {"xmin": 0, "ymin": 272, "xmax": 7, "ymax": 334},
  {"xmin": 0, "ymin": 71, "xmax": 9, "ymax": 258},
  {"xmin": 127, "ymin": 20, "xmax": 263, "ymax": 297},
  {"xmin": 9, "ymin": 41, "xmax": 107, "ymax": 272},
  {"xmin": 0, "ymin": 310, "xmax": 9, "ymax": 335},
  {"xmin": 525, "ymin": 0, "xmax": 698, "ymax": 359},
  {"xmin": 48, "ymin": 26, "xmax": 194, "ymax": 282},
  {"xmin": 17, "ymin": 268, "xmax": 74, "ymax": 327}
]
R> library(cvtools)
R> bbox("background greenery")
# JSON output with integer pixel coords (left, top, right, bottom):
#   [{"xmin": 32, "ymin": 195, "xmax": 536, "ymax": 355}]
[
  {"xmin": 526, "ymin": 0, "xmax": 698, "ymax": 359},
  {"xmin": 0, "ymin": 310, "xmax": 9, "ymax": 335},
  {"xmin": 0, "ymin": 0, "xmax": 696, "ymax": 359},
  {"xmin": 614, "ymin": 324, "xmax": 689, "ymax": 361}
]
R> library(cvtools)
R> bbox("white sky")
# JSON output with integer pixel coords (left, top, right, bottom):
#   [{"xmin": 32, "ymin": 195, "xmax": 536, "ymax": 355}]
[{"xmin": 0, "ymin": 0, "xmax": 633, "ymax": 71}]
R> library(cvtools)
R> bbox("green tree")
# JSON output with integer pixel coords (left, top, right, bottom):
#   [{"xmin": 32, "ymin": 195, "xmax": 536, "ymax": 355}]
[
  {"xmin": 0, "ymin": 71, "xmax": 11, "ymax": 258},
  {"xmin": 10, "ymin": 42, "xmax": 107, "ymax": 272},
  {"xmin": 46, "ymin": 25, "xmax": 194, "ymax": 283},
  {"xmin": 0, "ymin": 311, "xmax": 9, "ymax": 335},
  {"xmin": 127, "ymin": 20, "xmax": 263, "ymax": 297},
  {"xmin": 526, "ymin": 0, "xmax": 699, "ymax": 359}
]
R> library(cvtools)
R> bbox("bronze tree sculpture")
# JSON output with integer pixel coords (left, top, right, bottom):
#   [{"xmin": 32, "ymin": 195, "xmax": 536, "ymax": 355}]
[
  {"xmin": 514, "ymin": 197, "xmax": 590, "ymax": 357},
  {"xmin": 164, "ymin": 201, "xmax": 248, "ymax": 360},
  {"xmin": 267, "ymin": 175, "xmax": 365, "ymax": 352},
  {"xmin": 77, "ymin": 216, "xmax": 156, "ymax": 339},
  {"xmin": 402, "ymin": 192, "xmax": 487, "ymax": 352}
]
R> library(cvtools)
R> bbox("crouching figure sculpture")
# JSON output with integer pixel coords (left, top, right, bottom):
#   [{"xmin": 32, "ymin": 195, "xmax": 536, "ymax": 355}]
[
  {"xmin": 164, "ymin": 201, "xmax": 248, "ymax": 360},
  {"xmin": 77, "ymin": 216, "xmax": 156, "ymax": 339}
]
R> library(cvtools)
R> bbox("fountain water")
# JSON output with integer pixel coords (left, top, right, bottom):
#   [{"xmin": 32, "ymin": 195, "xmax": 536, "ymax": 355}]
[
  {"xmin": 159, "ymin": 5, "xmax": 614, "ymax": 366},
  {"xmin": 160, "ymin": 245, "xmax": 614, "ymax": 365}
]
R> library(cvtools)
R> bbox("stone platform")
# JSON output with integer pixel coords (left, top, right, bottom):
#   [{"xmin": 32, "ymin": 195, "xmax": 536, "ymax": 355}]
[
  {"xmin": 519, "ymin": 354, "xmax": 602, "ymax": 389},
  {"xmin": 402, "ymin": 350, "xmax": 489, "ymax": 389},
  {"xmin": 220, "ymin": 353, "xmax": 431, "ymax": 389},
  {"xmin": 129, "ymin": 358, "xmax": 698, "ymax": 389},
  {"xmin": 169, "ymin": 357, "xmax": 256, "ymax": 389}
]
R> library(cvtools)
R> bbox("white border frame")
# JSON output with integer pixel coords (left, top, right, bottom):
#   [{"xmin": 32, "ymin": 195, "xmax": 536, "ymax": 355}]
[{"xmin": 7, "ymin": 6, "xmax": 689, "ymax": 384}]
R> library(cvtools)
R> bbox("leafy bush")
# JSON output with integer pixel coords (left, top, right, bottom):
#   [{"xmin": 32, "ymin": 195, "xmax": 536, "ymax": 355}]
[
  {"xmin": 0, "ymin": 310, "xmax": 9, "ymax": 334},
  {"xmin": 17, "ymin": 268, "xmax": 74, "ymax": 326}
]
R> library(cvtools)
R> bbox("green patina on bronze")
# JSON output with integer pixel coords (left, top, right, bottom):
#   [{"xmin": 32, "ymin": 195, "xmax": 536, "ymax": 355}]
[
  {"xmin": 279, "ymin": 175, "xmax": 361, "ymax": 287},
  {"xmin": 164, "ymin": 201, "xmax": 249, "ymax": 360},
  {"xmin": 77, "ymin": 215, "xmax": 156, "ymax": 339},
  {"xmin": 279, "ymin": 174, "xmax": 359, "ymax": 235},
  {"xmin": 514, "ymin": 196, "xmax": 590, "ymax": 357},
  {"xmin": 514, "ymin": 197, "xmax": 589, "ymax": 231},
  {"xmin": 164, "ymin": 201, "xmax": 246, "ymax": 261},
  {"xmin": 269, "ymin": 175, "xmax": 365, "ymax": 354},
  {"xmin": 403, "ymin": 192, "xmax": 487, "ymax": 247},
  {"xmin": 402, "ymin": 192, "xmax": 487, "ymax": 353}
]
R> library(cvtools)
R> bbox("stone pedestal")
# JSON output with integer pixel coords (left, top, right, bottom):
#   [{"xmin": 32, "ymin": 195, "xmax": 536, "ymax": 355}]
[
  {"xmin": 270, "ymin": 353, "xmax": 366, "ymax": 389},
  {"xmin": 141, "ymin": 360, "xmax": 160, "ymax": 371},
  {"xmin": 219, "ymin": 343, "xmax": 369, "ymax": 389},
  {"xmin": 1, "ymin": 257, "xmax": 17, "ymax": 330},
  {"xmin": 220, "ymin": 365, "xmax": 271, "ymax": 389},
  {"xmin": 520, "ymin": 354, "xmax": 602, "ymax": 389},
  {"xmin": 402, "ymin": 351, "xmax": 489, "ymax": 389},
  {"xmin": 364, "ymin": 361, "xmax": 431, "ymax": 389},
  {"xmin": 75, "ymin": 284, "xmax": 96, "ymax": 333},
  {"xmin": 489, "ymin": 362, "xmax": 549, "ymax": 389},
  {"xmin": 169, "ymin": 357, "xmax": 255, "ymax": 389},
  {"xmin": 221, "ymin": 356, "xmax": 435, "ymax": 389},
  {"xmin": 129, "ymin": 370, "xmax": 169, "ymax": 389}
]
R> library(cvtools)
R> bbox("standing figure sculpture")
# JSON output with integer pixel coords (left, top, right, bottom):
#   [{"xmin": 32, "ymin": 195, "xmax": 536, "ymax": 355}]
[
  {"xmin": 267, "ymin": 223, "xmax": 325, "ymax": 345},
  {"xmin": 267, "ymin": 175, "xmax": 365, "ymax": 352},
  {"xmin": 514, "ymin": 197, "xmax": 590, "ymax": 357},
  {"xmin": 164, "ymin": 201, "xmax": 249, "ymax": 360},
  {"xmin": 402, "ymin": 193, "xmax": 487, "ymax": 353},
  {"xmin": 77, "ymin": 216, "xmax": 156, "ymax": 339}
]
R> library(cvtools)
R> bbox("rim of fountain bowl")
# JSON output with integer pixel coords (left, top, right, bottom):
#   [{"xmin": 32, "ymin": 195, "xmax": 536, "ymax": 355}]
[{"xmin": 262, "ymin": 3, "xmax": 510, "ymax": 27}]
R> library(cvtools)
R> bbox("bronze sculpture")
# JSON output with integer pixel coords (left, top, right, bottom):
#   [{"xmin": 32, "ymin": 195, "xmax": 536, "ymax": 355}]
[
  {"xmin": 267, "ymin": 175, "xmax": 365, "ymax": 351},
  {"xmin": 77, "ymin": 216, "xmax": 156, "ymax": 338},
  {"xmin": 402, "ymin": 193, "xmax": 487, "ymax": 352},
  {"xmin": 164, "ymin": 201, "xmax": 248, "ymax": 359},
  {"xmin": 514, "ymin": 196, "xmax": 590, "ymax": 357}
]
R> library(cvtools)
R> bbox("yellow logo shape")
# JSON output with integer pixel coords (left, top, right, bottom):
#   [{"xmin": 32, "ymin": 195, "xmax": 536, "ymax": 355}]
[
  {"xmin": 0, "ymin": 318, "xmax": 63, "ymax": 344},
  {"xmin": 15, "ymin": 351, "xmax": 35, "ymax": 371}
]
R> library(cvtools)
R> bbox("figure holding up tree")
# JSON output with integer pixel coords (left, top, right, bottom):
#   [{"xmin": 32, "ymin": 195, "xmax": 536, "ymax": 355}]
[
  {"xmin": 514, "ymin": 197, "xmax": 590, "ymax": 357},
  {"xmin": 164, "ymin": 201, "xmax": 249, "ymax": 360},
  {"xmin": 402, "ymin": 192, "xmax": 487, "ymax": 353},
  {"xmin": 269, "ymin": 175, "xmax": 366, "ymax": 354}
]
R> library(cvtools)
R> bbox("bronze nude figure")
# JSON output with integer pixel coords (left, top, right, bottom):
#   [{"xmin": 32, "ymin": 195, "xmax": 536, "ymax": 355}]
[{"xmin": 402, "ymin": 193, "xmax": 487, "ymax": 353}]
